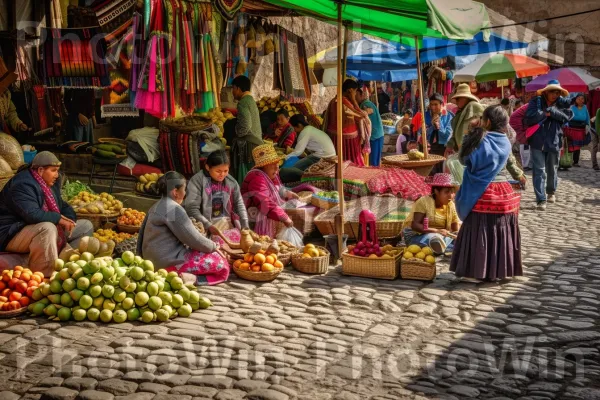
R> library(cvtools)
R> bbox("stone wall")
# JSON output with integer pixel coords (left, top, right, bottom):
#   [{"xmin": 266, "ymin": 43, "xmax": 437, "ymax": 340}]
[{"xmin": 249, "ymin": 17, "xmax": 365, "ymax": 114}]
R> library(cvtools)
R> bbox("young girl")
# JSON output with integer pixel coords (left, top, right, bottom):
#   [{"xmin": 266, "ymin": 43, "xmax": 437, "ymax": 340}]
[
  {"xmin": 265, "ymin": 110, "xmax": 297, "ymax": 149},
  {"xmin": 184, "ymin": 151, "xmax": 249, "ymax": 246}
]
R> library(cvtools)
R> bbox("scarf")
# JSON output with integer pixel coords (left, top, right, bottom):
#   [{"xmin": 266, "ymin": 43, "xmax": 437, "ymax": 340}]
[
  {"xmin": 247, "ymin": 169, "xmax": 284, "ymax": 237},
  {"xmin": 450, "ymin": 101, "xmax": 485, "ymax": 150},
  {"xmin": 30, "ymin": 169, "xmax": 67, "ymax": 250},
  {"xmin": 455, "ymin": 132, "xmax": 511, "ymax": 220},
  {"xmin": 268, "ymin": 122, "xmax": 295, "ymax": 148}
]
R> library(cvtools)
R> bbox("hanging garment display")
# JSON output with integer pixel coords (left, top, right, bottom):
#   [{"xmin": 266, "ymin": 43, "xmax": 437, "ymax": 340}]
[
  {"xmin": 41, "ymin": 27, "xmax": 111, "ymax": 89},
  {"xmin": 214, "ymin": 0, "xmax": 243, "ymax": 22},
  {"xmin": 272, "ymin": 25, "xmax": 311, "ymax": 102}
]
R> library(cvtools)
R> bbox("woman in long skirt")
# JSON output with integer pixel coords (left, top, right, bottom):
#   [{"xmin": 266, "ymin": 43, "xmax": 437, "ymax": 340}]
[{"xmin": 450, "ymin": 105, "xmax": 522, "ymax": 281}]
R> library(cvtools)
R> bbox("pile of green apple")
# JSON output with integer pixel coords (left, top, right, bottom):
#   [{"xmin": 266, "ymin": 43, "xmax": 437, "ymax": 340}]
[{"xmin": 28, "ymin": 251, "xmax": 211, "ymax": 323}]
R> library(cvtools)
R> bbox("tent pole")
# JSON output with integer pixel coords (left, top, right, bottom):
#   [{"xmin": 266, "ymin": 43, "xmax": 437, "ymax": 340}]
[
  {"xmin": 414, "ymin": 36, "xmax": 429, "ymax": 159},
  {"xmin": 335, "ymin": 2, "xmax": 345, "ymax": 261},
  {"xmin": 342, "ymin": 24, "xmax": 349, "ymax": 81}
]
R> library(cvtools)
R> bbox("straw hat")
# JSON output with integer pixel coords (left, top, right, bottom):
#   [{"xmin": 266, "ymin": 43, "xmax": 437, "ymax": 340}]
[
  {"xmin": 0, "ymin": 56, "xmax": 17, "ymax": 95},
  {"xmin": 451, "ymin": 83, "xmax": 480, "ymax": 103},
  {"xmin": 252, "ymin": 144, "xmax": 284, "ymax": 169},
  {"xmin": 430, "ymin": 173, "xmax": 459, "ymax": 189},
  {"xmin": 537, "ymin": 79, "xmax": 568, "ymax": 97}
]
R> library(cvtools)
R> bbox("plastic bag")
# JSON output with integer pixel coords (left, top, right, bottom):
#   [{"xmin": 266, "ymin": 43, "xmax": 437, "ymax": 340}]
[
  {"xmin": 444, "ymin": 153, "xmax": 464, "ymax": 185},
  {"xmin": 276, "ymin": 226, "xmax": 304, "ymax": 248},
  {"xmin": 126, "ymin": 127, "xmax": 160, "ymax": 162}
]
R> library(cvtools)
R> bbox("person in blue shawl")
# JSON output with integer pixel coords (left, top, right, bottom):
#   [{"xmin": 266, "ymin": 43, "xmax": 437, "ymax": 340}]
[{"xmin": 450, "ymin": 105, "xmax": 523, "ymax": 282}]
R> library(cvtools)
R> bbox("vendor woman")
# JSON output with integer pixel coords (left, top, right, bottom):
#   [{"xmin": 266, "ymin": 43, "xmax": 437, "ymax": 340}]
[
  {"xmin": 264, "ymin": 109, "xmax": 297, "ymax": 149},
  {"xmin": 241, "ymin": 144, "xmax": 298, "ymax": 237},
  {"xmin": 0, "ymin": 152, "xmax": 93, "ymax": 277},
  {"xmin": 185, "ymin": 150, "xmax": 249, "ymax": 245},
  {"xmin": 402, "ymin": 173, "xmax": 460, "ymax": 255},
  {"xmin": 138, "ymin": 171, "xmax": 230, "ymax": 285}
]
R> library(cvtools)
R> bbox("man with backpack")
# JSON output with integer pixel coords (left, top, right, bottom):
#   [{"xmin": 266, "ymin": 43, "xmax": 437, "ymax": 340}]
[{"xmin": 510, "ymin": 102, "xmax": 531, "ymax": 170}]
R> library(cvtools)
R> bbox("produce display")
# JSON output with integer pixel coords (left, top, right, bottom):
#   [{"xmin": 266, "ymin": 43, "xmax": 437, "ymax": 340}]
[
  {"xmin": 0, "ymin": 267, "xmax": 45, "ymax": 311},
  {"xmin": 136, "ymin": 173, "xmax": 163, "ymax": 196},
  {"xmin": 315, "ymin": 191, "xmax": 340, "ymax": 200},
  {"xmin": 195, "ymin": 108, "xmax": 234, "ymax": 136},
  {"xmin": 300, "ymin": 243, "xmax": 328, "ymax": 259},
  {"xmin": 403, "ymin": 244, "xmax": 436, "ymax": 265},
  {"xmin": 28, "ymin": 250, "xmax": 212, "ymax": 323},
  {"xmin": 90, "ymin": 143, "xmax": 127, "ymax": 160},
  {"xmin": 242, "ymin": 229, "xmax": 297, "ymax": 256},
  {"xmin": 347, "ymin": 242, "xmax": 402, "ymax": 259},
  {"xmin": 382, "ymin": 120, "xmax": 396, "ymax": 126},
  {"xmin": 114, "ymin": 237, "xmax": 138, "ymax": 257},
  {"xmin": 233, "ymin": 241, "xmax": 284, "ymax": 273},
  {"xmin": 257, "ymin": 97, "xmax": 300, "ymax": 115},
  {"xmin": 69, "ymin": 191, "xmax": 124, "ymax": 215},
  {"xmin": 118, "ymin": 209, "xmax": 146, "ymax": 227},
  {"xmin": 94, "ymin": 229, "xmax": 134, "ymax": 244},
  {"xmin": 61, "ymin": 180, "xmax": 94, "ymax": 201},
  {"xmin": 407, "ymin": 149, "xmax": 425, "ymax": 161}
]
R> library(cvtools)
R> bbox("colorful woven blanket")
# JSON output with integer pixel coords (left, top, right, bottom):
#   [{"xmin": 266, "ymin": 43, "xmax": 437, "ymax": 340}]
[
  {"xmin": 214, "ymin": 0, "xmax": 243, "ymax": 22},
  {"xmin": 41, "ymin": 27, "xmax": 110, "ymax": 89}
]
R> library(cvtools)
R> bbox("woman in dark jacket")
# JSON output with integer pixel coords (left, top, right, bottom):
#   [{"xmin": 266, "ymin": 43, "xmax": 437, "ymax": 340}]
[{"xmin": 0, "ymin": 152, "xmax": 93, "ymax": 276}]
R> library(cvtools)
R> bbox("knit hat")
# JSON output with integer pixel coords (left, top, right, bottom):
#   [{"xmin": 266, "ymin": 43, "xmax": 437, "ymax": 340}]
[
  {"xmin": 537, "ymin": 79, "xmax": 569, "ymax": 97},
  {"xmin": 252, "ymin": 144, "xmax": 284, "ymax": 169},
  {"xmin": 0, "ymin": 56, "xmax": 17, "ymax": 95},
  {"xmin": 31, "ymin": 151, "xmax": 61, "ymax": 168},
  {"xmin": 430, "ymin": 173, "xmax": 459, "ymax": 189},
  {"xmin": 451, "ymin": 83, "xmax": 480, "ymax": 103}
]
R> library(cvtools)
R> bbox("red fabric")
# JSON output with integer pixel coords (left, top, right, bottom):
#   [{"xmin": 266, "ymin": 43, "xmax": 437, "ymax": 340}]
[
  {"xmin": 166, "ymin": 250, "xmax": 230, "ymax": 285},
  {"xmin": 510, "ymin": 104, "xmax": 530, "ymax": 145},
  {"xmin": 326, "ymin": 97, "xmax": 359, "ymax": 134},
  {"xmin": 117, "ymin": 163, "xmax": 162, "ymax": 177},
  {"xmin": 30, "ymin": 170, "xmax": 66, "ymax": 250},
  {"xmin": 368, "ymin": 167, "xmax": 431, "ymax": 201},
  {"xmin": 472, "ymin": 182, "xmax": 521, "ymax": 214},
  {"xmin": 564, "ymin": 126, "xmax": 586, "ymax": 151},
  {"xmin": 241, "ymin": 170, "xmax": 288, "ymax": 222},
  {"xmin": 329, "ymin": 131, "xmax": 365, "ymax": 166}
]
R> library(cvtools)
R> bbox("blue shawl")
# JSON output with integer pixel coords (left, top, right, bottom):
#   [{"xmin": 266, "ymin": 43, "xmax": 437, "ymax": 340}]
[{"xmin": 456, "ymin": 132, "xmax": 511, "ymax": 220}]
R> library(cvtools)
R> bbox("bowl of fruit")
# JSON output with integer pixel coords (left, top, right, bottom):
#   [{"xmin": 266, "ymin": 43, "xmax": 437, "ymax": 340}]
[
  {"xmin": 342, "ymin": 241, "xmax": 404, "ymax": 279},
  {"xmin": 311, "ymin": 191, "xmax": 340, "ymax": 210},
  {"xmin": 0, "ymin": 266, "xmax": 45, "ymax": 318},
  {"xmin": 117, "ymin": 209, "xmax": 146, "ymax": 234},
  {"xmin": 232, "ymin": 242, "xmax": 285, "ymax": 282}
]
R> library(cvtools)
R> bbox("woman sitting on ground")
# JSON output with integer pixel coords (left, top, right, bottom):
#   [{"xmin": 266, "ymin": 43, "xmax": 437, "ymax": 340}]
[
  {"xmin": 402, "ymin": 173, "xmax": 460, "ymax": 255},
  {"xmin": 137, "ymin": 171, "xmax": 230, "ymax": 286},
  {"xmin": 185, "ymin": 150, "xmax": 249, "ymax": 246},
  {"xmin": 241, "ymin": 144, "xmax": 298, "ymax": 237},
  {"xmin": 264, "ymin": 109, "xmax": 297, "ymax": 149}
]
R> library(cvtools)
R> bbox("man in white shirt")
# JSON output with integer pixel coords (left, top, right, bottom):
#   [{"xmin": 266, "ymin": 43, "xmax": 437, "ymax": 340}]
[{"xmin": 279, "ymin": 114, "xmax": 336, "ymax": 183}]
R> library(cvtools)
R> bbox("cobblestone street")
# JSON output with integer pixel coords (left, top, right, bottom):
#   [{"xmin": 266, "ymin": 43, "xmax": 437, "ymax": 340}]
[{"xmin": 1, "ymin": 152, "xmax": 600, "ymax": 400}]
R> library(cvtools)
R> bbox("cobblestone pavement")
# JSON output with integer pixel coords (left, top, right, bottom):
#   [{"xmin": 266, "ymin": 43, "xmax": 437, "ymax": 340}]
[{"xmin": 1, "ymin": 152, "xmax": 600, "ymax": 400}]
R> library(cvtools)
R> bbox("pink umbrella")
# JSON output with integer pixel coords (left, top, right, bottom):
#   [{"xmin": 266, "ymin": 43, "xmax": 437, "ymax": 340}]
[{"xmin": 525, "ymin": 67, "xmax": 600, "ymax": 93}]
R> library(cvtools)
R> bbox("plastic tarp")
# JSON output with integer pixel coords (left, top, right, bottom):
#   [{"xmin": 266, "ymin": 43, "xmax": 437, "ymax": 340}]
[{"xmin": 263, "ymin": 0, "xmax": 490, "ymax": 44}]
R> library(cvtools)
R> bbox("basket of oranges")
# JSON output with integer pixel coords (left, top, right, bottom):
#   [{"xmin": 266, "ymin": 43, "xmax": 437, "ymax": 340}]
[
  {"xmin": 117, "ymin": 208, "xmax": 146, "ymax": 234},
  {"xmin": 0, "ymin": 266, "xmax": 45, "ymax": 318},
  {"xmin": 232, "ymin": 243, "xmax": 285, "ymax": 282}
]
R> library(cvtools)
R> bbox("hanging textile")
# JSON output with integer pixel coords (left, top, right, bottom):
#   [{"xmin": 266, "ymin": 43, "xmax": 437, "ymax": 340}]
[
  {"xmin": 214, "ymin": 0, "xmax": 243, "ymax": 22},
  {"xmin": 50, "ymin": 0, "xmax": 64, "ymax": 28},
  {"xmin": 41, "ymin": 27, "xmax": 111, "ymax": 89}
]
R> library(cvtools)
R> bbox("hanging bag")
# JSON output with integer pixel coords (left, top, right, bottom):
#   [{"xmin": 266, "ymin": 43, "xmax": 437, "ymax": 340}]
[{"xmin": 559, "ymin": 136, "xmax": 573, "ymax": 169}]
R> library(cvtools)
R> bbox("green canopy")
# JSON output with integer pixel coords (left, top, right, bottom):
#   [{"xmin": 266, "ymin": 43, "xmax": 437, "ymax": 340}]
[{"xmin": 262, "ymin": 0, "xmax": 490, "ymax": 44}]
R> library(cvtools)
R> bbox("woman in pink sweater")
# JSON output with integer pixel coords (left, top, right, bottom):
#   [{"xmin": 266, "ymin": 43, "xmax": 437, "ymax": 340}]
[{"xmin": 241, "ymin": 144, "xmax": 299, "ymax": 237}]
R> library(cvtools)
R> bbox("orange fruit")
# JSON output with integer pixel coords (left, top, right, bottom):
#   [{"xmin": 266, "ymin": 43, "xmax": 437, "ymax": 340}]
[
  {"xmin": 28, "ymin": 280, "xmax": 38, "ymax": 288},
  {"xmin": 251, "ymin": 265, "xmax": 261, "ymax": 272},
  {"xmin": 20, "ymin": 272, "xmax": 31, "ymax": 282},
  {"xmin": 258, "ymin": 249, "xmax": 266, "ymax": 254},
  {"xmin": 0, "ymin": 302, "xmax": 4, "ymax": 310},
  {"xmin": 274, "ymin": 260, "xmax": 284, "ymax": 269},
  {"xmin": 261, "ymin": 263, "xmax": 275, "ymax": 272},
  {"xmin": 31, "ymin": 275, "xmax": 42, "ymax": 284},
  {"xmin": 15, "ymin": 281, "xmax": 27, "ymax": 294},
  {"xmin": 0, "ymin": 296, "xmax": 7, "ymax": 302},
  {"xmin": 23, "ymin": 268, "xmax": 32, "ymax": 274},
  {"xmin": 265, "ymin": 255, "xmax": 276, "ymax": 265},
  {"xmin": 19, "ymin": 297, "xmax": 30, "ymax": 307},
  {"xmin": 1, "ymin": 288, "xmax": 10, "ymax": 297},
  {"xmin": 253, "ymin": 253, "xmax": 266, "ymax": 265},
  {"xmin": 239, "ymin": 263, "xmax": 251, "ymax": 271},
  {"xmin": 0, "ymin": 281, "xmax": 5, "ymax": 291},
  {"xmin": 8, "ymin": 301, "xmax": 21, "ymax": 310},
  {"xmin": 244, "ymin": 253, "xmax": 254, "ymax": 263},
  {"xmin": 26, "ymin": 287, "xmax": 35, "ymax": 298},
  {"xmin": 33, "ymin": 272, "xmax": 44, "ymax": 279},
  {"xmin": 9, "ymin": 292, "xmax": 22, "ymax": 302},
  {"xmin": 12, "ymin": 270, "xmax": 21, "ymax": 279},
  {"xmin": 2, "ymin": 272, "xmax": 12, "ymax": 283},
  {"xmin": 271, "ymin": 253, "xmax": 278, "ymax": 262},
  {"xmin": 13, "ymin": 266, "xmax": 23, "ymax": 272},
  {"xmin": 233, "ymin": 259, "xmax": 243, "ymax": 269},
  {"xmin": 1, "ymin": 302, "xmax": 9, "ymax": 311},
  {"xmin": 8, "ymin": 278, "xmax": 19, "ymax": 289}
]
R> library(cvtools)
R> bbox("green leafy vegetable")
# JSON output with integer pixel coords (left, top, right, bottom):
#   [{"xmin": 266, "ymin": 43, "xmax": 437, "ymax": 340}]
[{"xmin": 62, "ymin": 180, "xmax": 94, "ymax": 201}]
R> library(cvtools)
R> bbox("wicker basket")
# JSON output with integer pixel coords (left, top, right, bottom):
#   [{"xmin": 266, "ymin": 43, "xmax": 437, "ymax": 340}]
[
  {"xmin": 342, "ymin": 250, "xmax": 403, "ymax": 280},
  {"xmin": 277, "ymin": 207, "xmax": 317, "ymax": 235},
  {"xmin": 347, "ymin": 221, "xmax": 404, "ymax": 239},
  {"xmin": 401, "ymin": 258, "xmax": 436, "ymax": 281},
  {"xmin": 117, "ymin": 223, "xmax": 141, "ymax": 234},
  {"xmin": 382, "ymin": 154, "xmax": 445, "ymax": 177},
  {"xmin": 296, "ymin": 191, "xmax": 314, "ymax": 204},
  {"xmin": 0, "ymin": 307, "xmax": 27, "ymax": 319},
  {"xmin": 232, "ymin": 265, "xmax": 281, "ymax": 282},
  {"xmin": 311, "ymin": 194, "xmax": 339, "ymax": 210},
  {"xmin": 277, "ymin": 250, "xmax": 297, "ymax": 267},
  {"xmin": 291, "ymin": 246, "xmax": 330, "ymax": 274},
  {"xmin": 77, "ymin": 212, "xmax": 120, "ymax": 230}
]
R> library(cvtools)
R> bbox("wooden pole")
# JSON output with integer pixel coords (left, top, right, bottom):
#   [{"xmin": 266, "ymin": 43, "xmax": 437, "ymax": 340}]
[
  {"xmin": 414, "ymin": 36, "xmax": 429, "ymax": 159},
  {"xmin": 335, "ymin": 3, "xmax": 345, "ymax": 260},
  {"xmin": 342, "ymin": 24, "xmax": 349, "ymax": 82}
]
